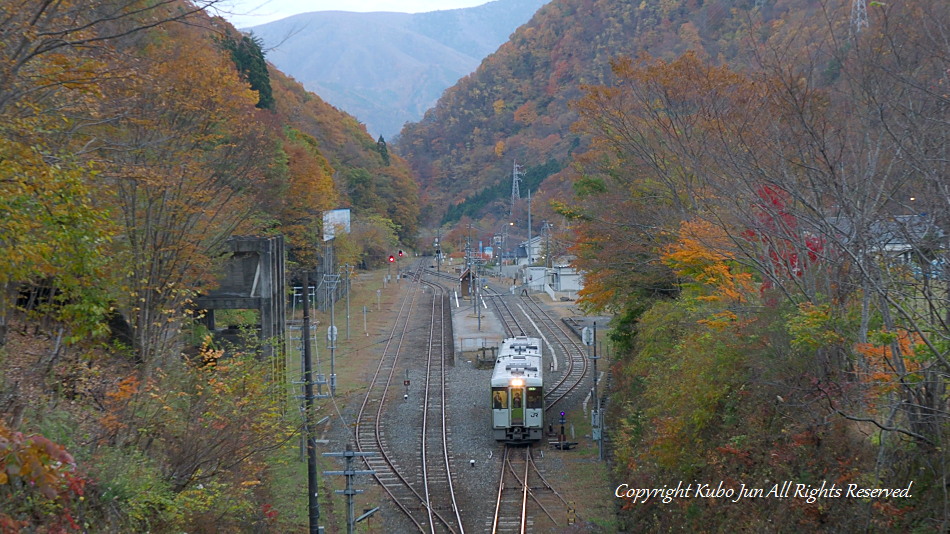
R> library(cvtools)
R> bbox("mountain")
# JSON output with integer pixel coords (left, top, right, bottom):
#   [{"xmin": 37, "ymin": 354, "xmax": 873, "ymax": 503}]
[
  {"xmin": 393, "ymin": 0, "xmax": 837, "ymax": 227},
  {"xmin": 245, "ymin": 0, "xmax": 550, "ymax": 139}
]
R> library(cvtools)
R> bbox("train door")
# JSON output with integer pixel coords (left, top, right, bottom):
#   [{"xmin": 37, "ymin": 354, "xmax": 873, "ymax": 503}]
[{"xmin": 510, "ymin": 387, "xmax": 524, "ymax": 426}]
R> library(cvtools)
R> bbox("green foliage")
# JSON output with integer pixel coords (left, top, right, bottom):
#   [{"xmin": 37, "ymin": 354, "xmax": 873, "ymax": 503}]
[
  {"xmin": 218, "ymin": 31, "xmax": 275, "ymax": 109},
  {"xmin": 606, "ymin": 301, "xmax": 649, "ymax": 355},
  {"xmin": 573, "ymin": 174, "xmax": 608, "ymax": 198},
  {"xmin": 376, "ymin": 135, "xmax": 390, "ymax": 165},
  {"xmin": 785, "ymin": 301, "xmax": 846, "ymax": 352},
  {"xmin": 0, "ymin": 137, "xmax": 113, "ymax": 341},
  {"xmin": 623, "ymin": 297, "xmax": 748, "ymax": 474},
  {"xmin": 91, "ymin": 447, "xmax": 179, "ymax": 529},
  {"xmin": 345, "ymin": 167, "xmax": 385, "ymax": 215},
  {"xmin": 441, "ymin": 159, "xmax": 562, "ymax": 224}
]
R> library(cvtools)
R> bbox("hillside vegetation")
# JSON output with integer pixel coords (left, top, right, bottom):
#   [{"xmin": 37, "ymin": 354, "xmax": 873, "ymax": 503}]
[
  {"xmin": 2, "ymin": 0, "xmax": 948, "ymax": 531},
  {"xmin": 247, "ymin": 0, "xmax": 549, "ymax": 139},
  {"xmin": 396, "ymin": 0, "xmax": 841, "ymax": 226},
  {"xmin": 398, "ymin": 0, "xmax": 950, "ymax": 530},
  {"xmin": 0, "ymin": 1, "xmax": 415, "ymax": 530}
]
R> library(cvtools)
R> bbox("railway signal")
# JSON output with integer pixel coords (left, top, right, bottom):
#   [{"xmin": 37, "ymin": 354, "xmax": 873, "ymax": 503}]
[{"xmin": 559, "ymin": 411, "xmax": 566, "ymax": 446}]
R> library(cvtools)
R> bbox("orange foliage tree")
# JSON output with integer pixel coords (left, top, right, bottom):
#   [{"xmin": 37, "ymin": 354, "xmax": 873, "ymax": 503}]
[
  {"xmin": 0, "ymin": 422, "xmax": 89, "ymax": 532},
  {"xmin": 89, "ymin": 22, "xmax": 273, "ymax": 364}
]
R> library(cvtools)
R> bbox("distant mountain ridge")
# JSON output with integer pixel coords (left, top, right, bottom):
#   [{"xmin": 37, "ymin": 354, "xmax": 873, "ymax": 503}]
[
  {"xmin": 394, "ymin": 0, "xmax": 840, "ymax": 227},
  {"xmin": 246, "ymin": 0, "xmax": 549, "ymax": 138}
]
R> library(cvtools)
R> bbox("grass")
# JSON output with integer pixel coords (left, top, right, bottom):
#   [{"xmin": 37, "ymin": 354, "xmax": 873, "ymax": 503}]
[
  {"xmin": 273, "ymin": 266, "xmax": 403, "ymax": 532},
  {"xmin": 547, "ymin": 403, "xmax": 619, "ymax": 532}
]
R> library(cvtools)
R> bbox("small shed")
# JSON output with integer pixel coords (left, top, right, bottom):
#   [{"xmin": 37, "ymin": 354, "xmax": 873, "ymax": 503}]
[{"xmin": 459, "ymin": 268, "xmax": 475, "ymax": 298}]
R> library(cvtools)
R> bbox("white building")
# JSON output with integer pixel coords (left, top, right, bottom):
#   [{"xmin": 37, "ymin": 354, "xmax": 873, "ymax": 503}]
[{"xmin": 517, "ymin": 256, "xmax": 583, "ymax": 300}]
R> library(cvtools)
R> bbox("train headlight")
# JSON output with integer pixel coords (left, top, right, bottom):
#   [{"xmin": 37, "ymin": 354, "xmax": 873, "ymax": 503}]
[{"xmin": 510, "ymin": 378, "xmax": 524, "ymax": 387}]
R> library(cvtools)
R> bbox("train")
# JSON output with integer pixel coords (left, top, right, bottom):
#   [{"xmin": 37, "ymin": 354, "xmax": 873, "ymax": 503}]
[{"xmin": 491, "ymin": 336, "xmax": 544, "ymax": 443}]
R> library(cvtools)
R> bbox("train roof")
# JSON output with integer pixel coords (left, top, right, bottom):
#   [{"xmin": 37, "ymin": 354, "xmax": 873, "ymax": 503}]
[
  {"xmin": 499, "ymin": 336, "xmax": 541, "ymax": 356},
  {"xmin": 491, "ymin": 336, "xmax": 543, "ymax": 386}
]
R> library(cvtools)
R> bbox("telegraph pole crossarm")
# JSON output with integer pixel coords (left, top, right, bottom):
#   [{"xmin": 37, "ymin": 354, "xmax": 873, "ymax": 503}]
[{"xmin": 324, "ymin": 444, "xmax": 377, "ymax": 534}]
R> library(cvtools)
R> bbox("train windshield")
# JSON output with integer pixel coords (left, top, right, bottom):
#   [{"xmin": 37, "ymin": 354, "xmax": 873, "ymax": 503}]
[
  {"xmin": 526, "ymin": 387, "xmax": 542, "ymax": 409},
  {"xmin": 492, "ymin": 387, "xmax": 507, "ymax": 409}
]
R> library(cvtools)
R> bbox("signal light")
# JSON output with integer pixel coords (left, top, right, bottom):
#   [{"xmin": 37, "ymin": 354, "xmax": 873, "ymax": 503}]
[
  {"xmin": 388, "ymin": 255, "xmax": 395, "ymax": 263},
  {"xmin": 398, "ymin": 250, "xmax": 404, "ymax": 257}
]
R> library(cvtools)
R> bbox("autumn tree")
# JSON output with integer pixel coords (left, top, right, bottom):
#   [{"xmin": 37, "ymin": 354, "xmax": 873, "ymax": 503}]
[
  {"xmin": 573, "ymin": 1, "xmax": 949, "ymax": 528},
  {"xmin": 95, "ymin": 338, "xmax": 293, "ymax": 530},
  {"xmin": 0, "ymin": 1, "xmax": 226, "ymax": 345},
  {"xmin": 89, "ymin": 22, "xmax": 273, "ymax": 365},
  {"xmin": 275, "ymin": 128, "xmax": 338, "ymax": 265}
]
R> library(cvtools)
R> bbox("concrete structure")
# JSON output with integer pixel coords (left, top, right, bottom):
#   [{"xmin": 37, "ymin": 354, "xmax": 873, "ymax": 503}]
[
  {"xmin": 195, "ymin": 235, "xmax": 286, "ymax": 358},
  {"xmin": 451, "ymin": 277, "xmax": 505, "ymax": 366},
  {"xmin": 549, "ymin": 262, "xmax": 583, "ymax": 294},
  {"xmin": 517, "ymin": 260, "xmax": 584, "ymax": 301}
]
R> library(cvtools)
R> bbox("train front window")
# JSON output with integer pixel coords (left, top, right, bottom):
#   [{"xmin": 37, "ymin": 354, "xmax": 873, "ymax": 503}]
[
  {"xmin": 492, "ymin": 388, "xmax": 507, "ymax": 409},
  {"xmin": 526, "ymin": 387, "xmax": 542, "ymax": 409}
]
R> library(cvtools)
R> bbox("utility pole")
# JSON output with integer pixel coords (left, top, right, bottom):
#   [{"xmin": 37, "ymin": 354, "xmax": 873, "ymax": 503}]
[
  {"xmin": 301, "ymin": 272, "xmax": 321, "ymax": 534},
  {"xmin": 527, "ymin": 188, "xmax": 532, "ymax": 264},
  {"xmin": 323, "ymin": 443, "xmax": 376, "ymax": 534},
  {"xmin": 593, "ymin": 322, "xmax": 602, "ymax": 461},
  {"xmin": 344, "ymin": 263, "xmax": 350, "ymax": 341},
  {"xmin": 544, "ymin": 220, "xmax": 551, "ymax": 269},
  {"xmin": 323, "ymin": 240, "xmax": 339, "ymax": 395},
  {"xmin": 327, "ymin": 276, "xmax": 338, "ymax": 396},
  {"xmin": 435, "ymin": 227, "xmax": 442, "ymax": 273},
  {"xmin": 583, "ymin": 323, "xmax": 602, "ymax": 461},
  {"xmin": 467, "ymin": 225, "xmax": 474, "ymax": 317}
]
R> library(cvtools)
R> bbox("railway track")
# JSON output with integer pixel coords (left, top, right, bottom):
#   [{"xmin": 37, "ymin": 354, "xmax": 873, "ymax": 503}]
[
  {"xmin": 353, "ymin": 265, "xmax": 464, "ymax": 533},
  {"xmin": 419, "ymin": 276, "xmax": 465, "ymax": 533},
  {"xmin": 490, "ymin": 445, "xmax": 569, "ymax": 534},
  {"xmin": 417, "ymin": 263, "xmax": 595, "ymax": 530},
  {"xmin": 484, "ymin": 287, "xmax": 589, "ymax": 413}
]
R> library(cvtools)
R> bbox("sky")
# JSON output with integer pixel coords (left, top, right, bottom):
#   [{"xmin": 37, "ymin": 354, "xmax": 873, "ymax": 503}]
[{"xmin": 215, "ymin": 0, "xmax": 493, "ymax": 28}]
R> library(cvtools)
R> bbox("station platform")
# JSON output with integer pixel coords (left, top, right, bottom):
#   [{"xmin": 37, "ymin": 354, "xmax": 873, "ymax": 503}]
[{"xmin": 451, "ymin": 294, "xmax": 505, "ymax": 366}]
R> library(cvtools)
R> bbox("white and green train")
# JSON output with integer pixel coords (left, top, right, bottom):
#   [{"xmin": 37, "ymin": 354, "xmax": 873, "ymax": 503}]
[{"xmin": 491, "ymin": 336, "xmax": 544, "ymax": 443}]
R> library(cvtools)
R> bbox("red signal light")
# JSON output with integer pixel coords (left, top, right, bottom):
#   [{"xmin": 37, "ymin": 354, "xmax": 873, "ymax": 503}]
[
  {"xmin": 398, "ymin": 250, "xmax": 404, "ymax": 257},
  {"xmin": 388, "ymin": 255, "xmax": 395, "ymax": 262}
]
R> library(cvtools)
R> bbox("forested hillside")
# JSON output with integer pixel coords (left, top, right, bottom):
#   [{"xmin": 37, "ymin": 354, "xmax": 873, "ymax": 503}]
[
  {"xmin": 246, "ymin": 0, "xmax": 549, "ymax": 139},
  {"xmin": 396, "ymin": 0, "xmax": 837, "ymax": 226},
  {"xmin": 400, "ymin": 0, "xmax": 950, "ymax": 530},
  {"xmin": 2, "ymin": 0, "xmax": 948, "ymax": 531},
  {"xmin": 0, "ymin": 1, "xmax": 415, "ymax": 530}
]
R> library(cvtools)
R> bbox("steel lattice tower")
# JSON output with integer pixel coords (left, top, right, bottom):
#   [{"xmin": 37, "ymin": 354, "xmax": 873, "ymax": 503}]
[
  {"xmin": 510, "ymin": 160, "xmax": 524, "ymax": 216},
  {"xmin": 851, "ymin": 0, "xmax": 868, "ymax": 34}
]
